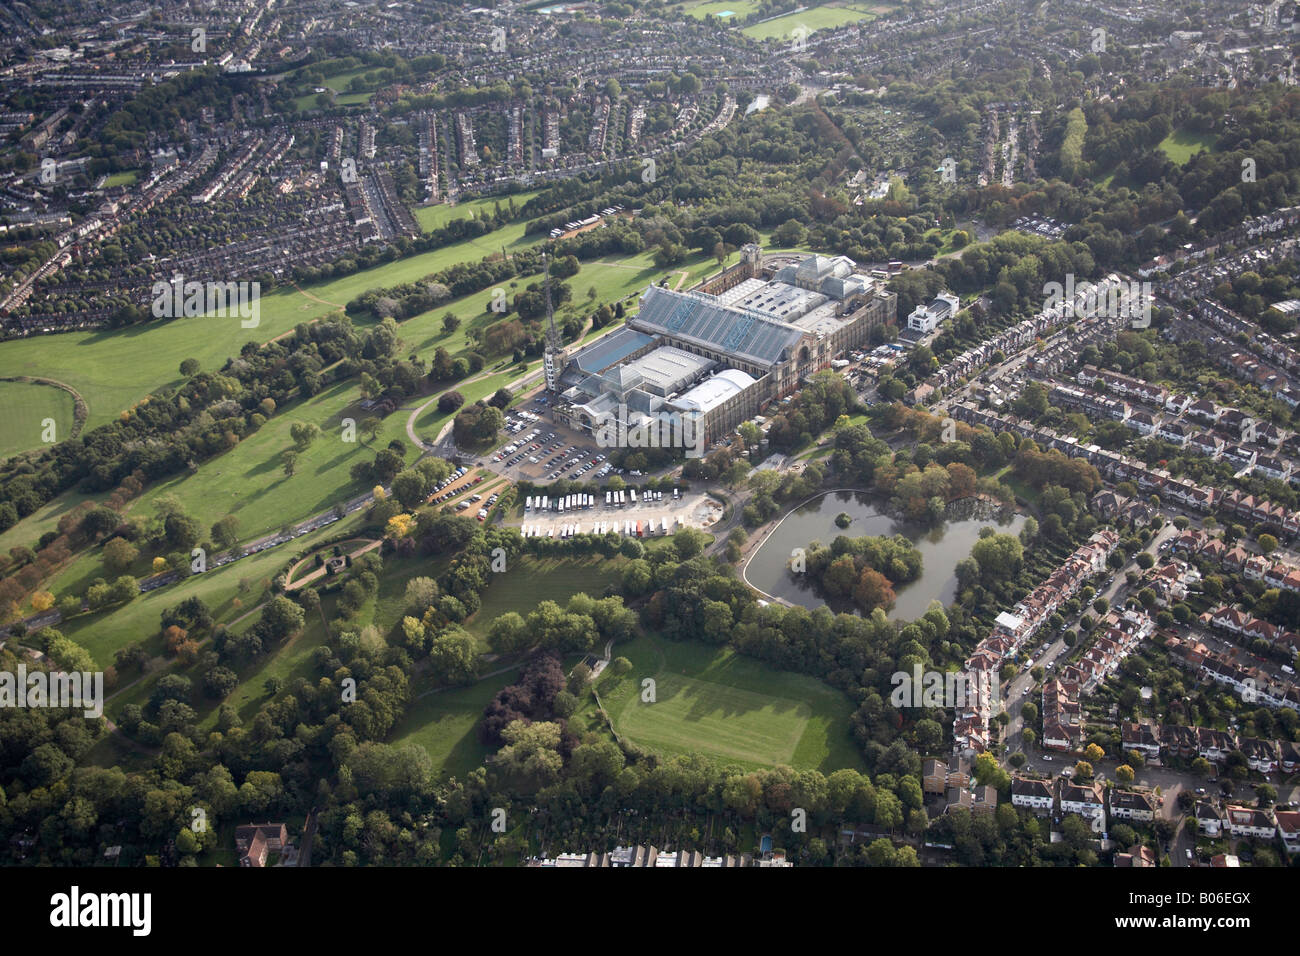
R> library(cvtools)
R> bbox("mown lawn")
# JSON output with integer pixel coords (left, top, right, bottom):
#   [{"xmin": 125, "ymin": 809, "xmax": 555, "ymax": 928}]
[
  {"xmin": 596, "ymin": 634, "xmax": 867, "ymax": 773},
  {"xmin": 1157, "ymin": 128, "xmax": 1217, "ymax": 165},
  {"xmin": 0, "ymin": 217, "xmax": 542, "ymax": 433},
  {"xmin": 741, "ymin": 2, "xmax": 885, "ymax": 40},
  {"xmin": 0, "ymin": 380, "xmax": 75, "ymax": 460},
  {"xmin": 128, "ymin": 379, "xmax": 387, "ymax": 541},
  {"xmin": 414, "ymin": 191, "xmax": 542, "ymax": 233},
  {"xmin": 462, "ymin": 553, "xmax": 627, "ymax": 648},
  {"xmin": 389, "ymin": 668, "xmax": 521, "ymax": 781}
]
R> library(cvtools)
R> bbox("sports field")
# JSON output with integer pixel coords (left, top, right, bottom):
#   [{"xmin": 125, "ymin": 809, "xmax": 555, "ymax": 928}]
[
  {"xmin": 599, "ymin": 635, "xmax": 866, "ymax": 773},
  {"xmin": 0, "ymin": 380, "xmax": 75, "ymax": 459},
  {"xmin": 741, "ymin": 2, "xmax": 889, "ymax": 41},
  {"xmin": 682, "ymin": 0, "xmax": 762, "ymax": 19}
]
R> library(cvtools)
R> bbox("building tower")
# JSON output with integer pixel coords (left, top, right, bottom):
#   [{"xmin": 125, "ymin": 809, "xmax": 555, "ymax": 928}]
[{"xmin": 542, "ymin": 251, "xmax": 567, "ymax": 393}]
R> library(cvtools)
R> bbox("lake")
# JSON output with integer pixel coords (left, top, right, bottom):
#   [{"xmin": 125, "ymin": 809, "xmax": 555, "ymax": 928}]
[{"xmin": 744, "ymin": 490, "xmax": 1026, "ymax": 621}]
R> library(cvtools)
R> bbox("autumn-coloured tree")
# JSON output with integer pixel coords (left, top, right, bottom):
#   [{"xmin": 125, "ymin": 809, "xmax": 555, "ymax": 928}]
[
  {"xmin": 163, "ymin": 624, "xmax": 189, "ymax": 656},
  {"xmin": 853, "ymin": 568, "xmax": 896, "ymax": 612},
  {"xmin": 946, "ymin": 461, "xmax": 977, "ymax": 499},
  {"xmin": 385, "ymin": 513, "xmax": 415, "ymax": 540}
]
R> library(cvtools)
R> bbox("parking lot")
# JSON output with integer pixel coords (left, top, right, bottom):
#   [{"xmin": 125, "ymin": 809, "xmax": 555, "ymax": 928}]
[
  {"xmin": 509, "ymin": 488, "xmax": 723, "ymax": 538},
  {"xmin": 479, "ymin": 392, "xmax": 650, "ymax": 485}
]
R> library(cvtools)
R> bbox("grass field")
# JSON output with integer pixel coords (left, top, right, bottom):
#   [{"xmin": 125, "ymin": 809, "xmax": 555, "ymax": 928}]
[
  {"xmin": 414, "ymin": 191, "xmax": 543, "ymax": 233},
  {"xmin": 0, "ymin": 489, "xmax": 103, "ymax": 557},
  {"xmin": 202, "ymin": 595, "xmax": 335, "ymax": 729},
  {"xmin": 62, "ymin": 514, "xmax": 355, "ymax": 669},
  {"xmin": 293, "ymin": 90, "xmax": 372, "ymax": 110},
  {"xmin": 410, "ymin": 369, "xmax": 517, "ymax": 441},
  {"xmin": 94, "ymin": 514, "xmax": 374, "ymax": 722},
  {"xmin": 139, "ymin": 552, "xmax": 447, "ymax": 733},
  {"xmin": 462, "ymin": 553, "xmax": 627, "ymax": 646},
  {"xmin": 390, "ymin": 668, "xmax": 520, "ymax": 780},
  {"xmin": 0, "ymin": 217, "xmax": 541, "ymax": 434},
  {"xmin": 291, "ymin": 68, "xmax": 377, "ymax": 110},
  {"xmin": 0, "ymin": 240, "xmax": 660, "ymax": 557},
  {"xmin": 129, "ymin": 379, "xmax": 388, "ymax": 542},
  {"xmin": 102, "ymin": 170, "xmax": 139, "ymax": 188},
  {"xmin": 681, "ymin": 0, "xmax": 762, "ymax": 19},
  {"xmin": 741, "ymin": 2, "xmax": 886, "ymax": 40},
  {"xmin": 1158, "ymin": 128, "xmax": 1217, "ymax": 165},
  {"xmin": 597, "ymin": 634, "xmax": 866, "ymax": 773},
  {"xmin": 0, "ymin": 380, "xmax": 75, "ymax": 459}
]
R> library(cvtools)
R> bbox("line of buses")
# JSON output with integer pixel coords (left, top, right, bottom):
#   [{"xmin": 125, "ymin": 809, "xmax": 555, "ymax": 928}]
[
  {"xmin": 523, "ymin": 487, "xmax": 679, "ymax": 513},
  {"xmin": 519, "ymin": 486, "xmax": 684, "ymax": 538},
  {"xmin": 519, "ymin": 516, "xmax": 679, "ymax": 538}
]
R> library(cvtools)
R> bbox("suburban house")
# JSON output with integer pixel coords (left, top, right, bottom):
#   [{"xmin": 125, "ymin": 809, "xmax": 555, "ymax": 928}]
[
  {"xmin": 1280, "ymin": 740, "xmax": 1300, "ymax": 774},
  {"xmin": 235, "ymin": 822, "xmax": 290, "ymax": 868},
  {"xmin": 1107, "ymin": 788, "xmax": 1156, "ymax": 823},
  {"xmin": 1114, "ymin": 844, "xmax": 1157, "ymax": 867},
  {"xmin": 1011, "ymin": 775, "xmax": 1055, "ymax": 814},
  {"xmin": 1194, "ymin": 801, "xmax": 1224, "ymax": 837},
  {"xmin": 1041, "ymin": 677, "xmax": 1084, "ymax": 752},
  {"xmin": 1059, "ymin": 780, "xmax": 1105, "ymax": 820},
  {"xmin": 1224, "ymin": 805, "xmax": 1277, "ymax": 839},
  {"xmin": 1274, "ymin": 811, "xmax": 1300, "ymax": 854},
  {"xmin": 1238, "ymin": 737, "xmax": 1278, "ymax": 774},
  {"xmin": 1121, "ymin": 722, "xmax": 1162, "ymax": 760}
]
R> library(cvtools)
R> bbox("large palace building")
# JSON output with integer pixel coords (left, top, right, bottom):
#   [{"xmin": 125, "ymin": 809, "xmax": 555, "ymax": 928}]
[{"xmin": 550, "ymin": 244, "xmax": 897, "ymax": 448}]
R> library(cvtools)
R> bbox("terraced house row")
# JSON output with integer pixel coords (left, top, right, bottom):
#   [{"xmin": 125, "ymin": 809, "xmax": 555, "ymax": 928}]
[
  {"xmin": 952, "ymin": 531, "xmax": 1120, "ymax": 755},
  {"xmin": 952, "ymin": 403, "xmax": 1300, "ymax": 535},
  {"xmin": 1125, "ymin": 721, "xmax": 1300, "ymax": 772},
  {"xmin": 1038, "ymin": 611, "xmax": 1156, "ymax": 752},
  {"xmin": 1010, "ymin": 774, "xmax": 1158, "ymax": 823}
]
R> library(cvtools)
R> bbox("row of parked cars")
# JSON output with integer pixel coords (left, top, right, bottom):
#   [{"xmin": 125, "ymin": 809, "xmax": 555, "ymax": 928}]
[
  {"xmin": 427, "ymin": 466, "xmax": 480, "ymax": 504},
  {"xmin": 455, "ymin": 490, "xmax": 501, "ymax": 521},
  {"xmin": 494, "ymin": 428, "xmax": 547, "ymax": 466},
  {"xmin": 544, "ymin": 448, "xmax": 607, "ymax": 480}
]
